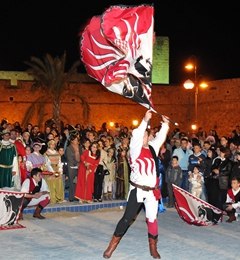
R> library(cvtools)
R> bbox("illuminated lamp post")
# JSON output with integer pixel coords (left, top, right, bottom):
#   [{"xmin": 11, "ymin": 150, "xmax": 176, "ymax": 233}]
[
  {"xmin": 185, "ymin": 56, "xmax": 208, "ymax": 127},
  {"xmin": 183, "ymin": 79, "xmax": 194, "ymax": 138}
]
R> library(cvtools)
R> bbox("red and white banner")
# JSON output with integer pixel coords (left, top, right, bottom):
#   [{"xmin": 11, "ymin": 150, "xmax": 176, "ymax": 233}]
[
  {"xmin": 0, "ymin": 189, "xmax": 25, "ymax": 230},
  {"xmin": 80, "ymin": 4, "xmax": 155, "ymax": 110},
  {"xmin": 172, "ymin": 184, "xmax": 223, "ymax": 226}
]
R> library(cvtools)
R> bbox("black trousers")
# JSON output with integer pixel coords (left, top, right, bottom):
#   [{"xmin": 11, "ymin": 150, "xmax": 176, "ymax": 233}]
[
  {"xmin": 68, "ymin": 168, "xmax": 78, "ymax": 201},
  {"xmin": 219, "ymin": 189, "xmax": 228, "ymax": 210},
  {"xmin": 21, "ymin": 198, "xmax": 30, "ymax": 211},
  {"xmin": 161, "ymin": 173, "xmax": 168, "ymax": 198},
  {"xmin": 94, "ymin": 172, "xmax": 104, "ymax": 199},
  {"xmin": 167, "ymin": 182, "xmax": 175, "ymax": 206},
  {"xmin": 114, "ymin": 188, "xmax": 142, "ymax": 237},
  {"xmin": 206, "ymin": 178, "xmax": 220, "ymax": 207}
]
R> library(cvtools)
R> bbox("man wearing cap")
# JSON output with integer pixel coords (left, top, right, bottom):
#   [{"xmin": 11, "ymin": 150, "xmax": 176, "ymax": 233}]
[{"xmin": 0, "ymin": 129, "xmax": 19, "ymax": 189}]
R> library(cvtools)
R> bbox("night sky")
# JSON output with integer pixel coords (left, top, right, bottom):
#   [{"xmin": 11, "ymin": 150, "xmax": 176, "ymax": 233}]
[{"xmin": 0, "ymin": 0, "xmax": 239, "ymax": 84}]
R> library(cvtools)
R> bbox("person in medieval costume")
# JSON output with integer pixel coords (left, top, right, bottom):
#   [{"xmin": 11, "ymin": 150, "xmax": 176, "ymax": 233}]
[
  {"xmin": 20, "ymin": 168, "xmax": 50, "ymax": 220},
  {"xmin": 9, "ymin": 128, "xmax": 27, "ymax": 184},
  {"xmin": 115, "ymin": 147, "xmax": 130, "ymax": 200},
  {"xmin": 26, "ymin": 142, "xmax": 52, "ymax": 175},
  {"xmin": 103, "ymin": 110, "xmax": 169, "ymax": 259},
  {"xmin": 223, "ymin": 176, "xmax": 240, "ymax": 223},
  {"xmin": 0, "ymin": 129, "xmax": 20, "ymax": 190},
  {"xmin": 44, "ymin": 140, "xmax": 65, "ymax": 203},
  {"xmin": 75, "ymin": 141, "xmax": 100, "ymax": 203}
]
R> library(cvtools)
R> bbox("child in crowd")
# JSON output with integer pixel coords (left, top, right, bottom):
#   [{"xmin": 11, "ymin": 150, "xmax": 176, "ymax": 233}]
[
  {"xmin": 165, "ymin": 156, "xmax": 182, "ymax": 208},
  {"xmin": 103, "ymin": 148, "xmax": 116, "ymax": 200},
  {"xmin": 18, "ymin": 155, "xmax": 27, "ymax": 185},
  {"xmin": 188, "ymin": 166, "xmax": 204, "ymax": 198},
  {"xmin": 223, "ymin": 176, "xmax": 240, "ymax": 223}
]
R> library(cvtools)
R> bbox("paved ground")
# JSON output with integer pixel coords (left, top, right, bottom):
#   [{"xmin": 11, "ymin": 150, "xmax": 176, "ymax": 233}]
[{"xmin": 1, "ymin": 207, "xmax": 239, "ymax": 260}]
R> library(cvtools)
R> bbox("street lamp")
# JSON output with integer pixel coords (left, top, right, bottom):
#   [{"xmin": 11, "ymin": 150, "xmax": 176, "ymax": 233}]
[
  {"xmin": 184, "ymin": 56, "xmax": 208, "ymax": 125},
  {"xmin": 183, "ymin": 79, "xmax": 194, "ymax": 89},
  {"xmin": 183, "ymin": 79, "xmax": 194, "ymax": 137}
]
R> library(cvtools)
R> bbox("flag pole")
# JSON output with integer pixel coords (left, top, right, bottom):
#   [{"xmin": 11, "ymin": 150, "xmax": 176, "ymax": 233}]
[
  {"xmin": 149, "ymin": 106, "xmax": 179, "ymax": 126},
  {"xmin": 156, "ymin": 111, "xmax": 179, "ymax": 126}
]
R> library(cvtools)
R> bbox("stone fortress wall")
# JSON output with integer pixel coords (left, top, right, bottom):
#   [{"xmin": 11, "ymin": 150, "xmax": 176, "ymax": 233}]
[{"xmin": 0, "ymin": 72, "xmax": 239, "ymax": 137}]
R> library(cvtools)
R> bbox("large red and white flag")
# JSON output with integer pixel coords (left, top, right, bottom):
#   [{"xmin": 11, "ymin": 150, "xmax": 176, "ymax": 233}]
[
  {"xmin": 80, "ymin": 4, "xmax": 154, "ymax": 109},
  {"xmin": 0, "ymin": 189, "xmax": 25, "ymax": 230},
  {"xmin": 172, "ymin": 184, "xmax": 223, "ymax": 226}
]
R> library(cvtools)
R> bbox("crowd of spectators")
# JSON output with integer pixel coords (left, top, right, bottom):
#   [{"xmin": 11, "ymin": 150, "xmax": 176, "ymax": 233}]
[
  {"xmin": 0, "ymin": 119, "xmax": 131, "ymax": 205},
  {"xmin": 166, "ymin": 126, "xmax": 240, "ymax": 222},
  {"xmin": 0, "ymin": 118, "xmax": 240, "ymax": 217}
]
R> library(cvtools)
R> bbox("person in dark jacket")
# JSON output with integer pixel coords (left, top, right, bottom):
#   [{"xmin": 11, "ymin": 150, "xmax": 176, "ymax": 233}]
[
  {"xmin": 158, "ymin": 142, "xmax": 171, "ymax": 198},
  {"xmin": 212, "ymin": 146, "xmax": 233, "ymax": 210},
  {"xmin": 65, "ymin": 134, "xmax": 80, "ymax": 202},
  {"xmin": 231, "ymin": 152, "xmax": 240, "ymax": 180},
  {"xmin": 188, "ymin": 142, "xmax": 207, "ymax": 201},
  {"xmin": 165, "ymin": 156, "xmax": 182, "ymax": 207},
  {"xmin": 204, "ymin": 148, "xmax": 217, "ymax": 204},
  {"xmin": 188, "ymin": 143, "xmax": 206, "ymax": 173}
]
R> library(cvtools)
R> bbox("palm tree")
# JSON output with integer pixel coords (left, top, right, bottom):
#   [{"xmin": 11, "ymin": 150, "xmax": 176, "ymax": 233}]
[{"xmin": 23, "ymin": 51, "xmax": 90, "ymax": 132}]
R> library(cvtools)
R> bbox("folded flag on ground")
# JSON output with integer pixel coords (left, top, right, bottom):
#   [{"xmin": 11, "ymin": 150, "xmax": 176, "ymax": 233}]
[
  {"xmin": 0, "ymin": 189, "xmax": 25, "ymax": 230},
  {"xmin": 172, "ymin": 184, "xmax": 223, "ymax": 226}
]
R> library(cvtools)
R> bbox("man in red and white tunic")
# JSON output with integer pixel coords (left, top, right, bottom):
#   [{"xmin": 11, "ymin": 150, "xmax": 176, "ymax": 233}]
[
  {"xmin": 20, "ymin": 168, "xmax": 50, "ymax": 220},
  {"xmin": 224, "ymin": 176, "xmax": 240, "ymax": 223},
  {"xmin": 103, "ymin": 110, "xmax": 169, "ymax": 259}
]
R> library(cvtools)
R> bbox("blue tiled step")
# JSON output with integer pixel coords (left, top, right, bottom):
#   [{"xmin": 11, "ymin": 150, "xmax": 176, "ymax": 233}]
[
  {"xmin": 23, "ymin": 189, "xmax": 168, "ymax": 215},
  {"xmin": 23, "ymin": 200, "xmax": 127, "ymax": 215}
]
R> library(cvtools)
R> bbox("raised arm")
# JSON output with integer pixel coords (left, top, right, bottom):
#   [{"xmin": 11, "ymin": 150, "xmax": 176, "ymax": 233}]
[
  {"xmin": 149, "ymin": 115, "xmax": 170, "ymax": 155},
  {"xmin": 130, "ymin": 110, "xmax": 151, "ymax": 161}
]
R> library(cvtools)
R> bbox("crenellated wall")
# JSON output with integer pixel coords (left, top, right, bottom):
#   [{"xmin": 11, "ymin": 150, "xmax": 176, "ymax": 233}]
[{"xmin": 0, "ymin": 74, "xmax": 240, "ymax": 137}]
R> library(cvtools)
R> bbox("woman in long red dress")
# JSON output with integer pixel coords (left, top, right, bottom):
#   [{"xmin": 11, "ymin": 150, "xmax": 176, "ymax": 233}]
[{"xmin": 75, "ymin": 141, "xmax": 100, "ymax": 203}]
